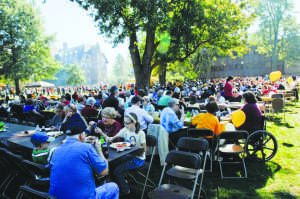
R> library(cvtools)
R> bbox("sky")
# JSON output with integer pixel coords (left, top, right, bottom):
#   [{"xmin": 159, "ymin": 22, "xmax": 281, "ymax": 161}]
[
  {"xmin": 35, "ymin": 0, "xmax": 300, "ymax": 68},
  {"xmin": 35, "ymin": 0, "xmax": 130, "ymax": 71}
]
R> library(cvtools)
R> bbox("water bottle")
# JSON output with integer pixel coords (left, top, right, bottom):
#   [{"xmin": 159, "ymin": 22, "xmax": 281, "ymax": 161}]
[{"xmin": 35, "ymin": 125, "xmax": 40, "ymax": 133}]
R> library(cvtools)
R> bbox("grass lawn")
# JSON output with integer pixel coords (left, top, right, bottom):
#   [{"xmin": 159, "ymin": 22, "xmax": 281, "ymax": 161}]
[{"xmin": 133, "ymin": 102, "xmax": 300, "ymax": 199}]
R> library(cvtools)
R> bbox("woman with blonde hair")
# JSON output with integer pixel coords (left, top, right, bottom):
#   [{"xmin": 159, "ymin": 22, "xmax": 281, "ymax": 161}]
[{"xmin": 87, "ymin": 107, "xmax": 121, "ymax": 139}]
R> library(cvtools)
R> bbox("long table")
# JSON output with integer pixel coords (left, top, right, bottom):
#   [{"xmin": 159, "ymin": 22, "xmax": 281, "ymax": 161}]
[{"xmin": 1, "ymin": 123, "xmax": 143, "ymax": 163}]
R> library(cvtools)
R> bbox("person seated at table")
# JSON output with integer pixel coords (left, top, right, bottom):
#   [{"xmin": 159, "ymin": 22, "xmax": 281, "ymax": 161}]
[
  {"xmin": 192, "ymin": 102, "xmax": 222, "ymax": 136},
  {"xmin": 49, "ymin": 130, "xmax": 119, "ymax": 199},
  {"xmin": 81, "ymin": 97, "xmax": 99, "ymax": 118},
  {"xmin": 60, "ymin": 96, "xmax": 70, "ymax": 106},
  {"xmin": 143, "ymin": 96, "xmax": 155, "ymax": 116},
  {"xmin": 216, "ymin": 91, "xmax": 226, "ymax": 104},
  {"xmin": 87, "ymin": 107, "xmax": 121, "ymax": 139},
  {"xmin": 60, "ymin": 104, "xmax": 87, "ymax": 134},
  {"xmin": 173, "ymin": 87, "xmax": 181, "ymax": 99},
  {"xmin": 160, "ymin": 98, "xmax": 184, "ymax": 133},
  {"xmin": 237, "ymin": 92, "xmax": 263, "ymax": 134},
  {"xmin": 76, "ymin": 96, "xmax": 87, "ymax": 113},
  {"xmin": 30, "ymin": 132, "xmax": 55, "ymax": 165},
  {"xmin": 153, "ymin": 89, "xmax": 163, "ymax": 103},
  {"xmin": 125, "ymin": 96, "xmax": 154, "ymax": 132},
  {"xmin": 24, "ymin": 99, "xmax": 45, "ymax": 127},
  {"xmin": 108, "ymin": 113, "xmax": 146, "ymax": 196},
  {"xmin": 230, "ymin": 89, "xmax": 242, "ymax": 102},
  {"xmin": 50, "ymin": 103, "xmax": 65, "ymax": 130},
  {"xmin": 36, "ymin": 96, "xmax": 48, "ymax": 111},
  {"xmin": 102, "ymin": 85, "xmax": 119, "ymax": 111},
  {"xmin": 158, "ymin": 90, "xmax": 173, "ymax": 106}
]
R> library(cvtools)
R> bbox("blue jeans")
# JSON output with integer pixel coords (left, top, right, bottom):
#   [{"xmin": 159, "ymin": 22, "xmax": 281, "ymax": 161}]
[
  {"xmin": 96, "ymin": 182, "xmax": 119, "ymax": 199},
  {"xmin": 112, "ymin": 155, "xmax": 145, "ymax": 194}
]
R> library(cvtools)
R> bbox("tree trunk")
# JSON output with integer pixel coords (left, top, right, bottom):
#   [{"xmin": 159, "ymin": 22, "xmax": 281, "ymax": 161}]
[
  {"xmin": 15, "ymin": 78, "xmax": 20, "ymax": 95},
  {"xmin": 159, "ymin": 66, "xmax": 167, "ymax": 87},
  {"xmin": 129, "ymin": 29, "xmax": 157, "ymax": 90}
]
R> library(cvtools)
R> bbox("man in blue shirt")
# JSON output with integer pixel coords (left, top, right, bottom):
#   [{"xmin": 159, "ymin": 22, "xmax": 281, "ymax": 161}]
[
  {"xmin": 49, "ymin": 130, "xmax": 119, "ymax": 199},
  {"xmin": 160, "ymin": 98, "xmax": 184, "ymax": 133}
]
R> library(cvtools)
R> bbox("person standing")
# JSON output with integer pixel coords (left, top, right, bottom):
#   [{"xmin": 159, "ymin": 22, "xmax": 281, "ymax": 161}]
[{"xmin": 224, "ymin": 76, "xmax": 234, "ymax": 101}]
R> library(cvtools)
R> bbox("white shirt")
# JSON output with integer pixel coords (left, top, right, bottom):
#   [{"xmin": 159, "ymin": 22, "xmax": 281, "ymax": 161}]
[
  {"xmin": 125, "ymin": 105, "xmax": 154, "ymax": 130},
  {"xmin": 117, "ymin": 128, "xmax": 146, "ymax": 160}
]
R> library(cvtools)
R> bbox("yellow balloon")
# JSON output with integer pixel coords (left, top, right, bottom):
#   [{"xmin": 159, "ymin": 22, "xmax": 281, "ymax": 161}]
[
  {"xmin": 269, "ymin": 71, "xmax": 282, "ymax": 82},
  {"xmin": 288, "ymin": 77, "xmax": 293, "ymax": 84},
  {"xmin": 232, "ymin": 110, "xmax": 246, "ymax": 128}
]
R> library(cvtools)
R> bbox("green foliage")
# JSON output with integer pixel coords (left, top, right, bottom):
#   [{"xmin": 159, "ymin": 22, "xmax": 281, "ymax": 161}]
[
  {"xmin": 66, "ymin": 64, "xmax": 85, "ymax": 86},
  {"xmin": 72, "ymin": 0, "xmax": 255, "ymax": 88},
  {"xmin": 252, "ymin": 0, "xmax": 299, "ymax": 69},
  {"xmin": 0, "ymin": 0, "xmax": 61, "ymax": 85}
]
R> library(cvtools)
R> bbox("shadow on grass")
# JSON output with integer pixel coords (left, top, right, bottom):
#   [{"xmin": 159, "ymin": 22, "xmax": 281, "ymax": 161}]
[
  {"xmin": 273, "ymin": 191, "xmax": 298, "ymax": 199},
  {"xmin": 213, "ymin": 161, "xmax": 281, "ymax": 199},
  {"xmin": 267, "ymin": 117, "xmax": 295, "ymax": 128},
  {"xmin": 282, "ymin": 143, "xmax": 294, "ymax": 147}
]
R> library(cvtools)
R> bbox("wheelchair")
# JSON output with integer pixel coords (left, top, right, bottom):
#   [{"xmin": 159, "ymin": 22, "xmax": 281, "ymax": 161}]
[{"xmin": 245, "ymin": 115, "xmax": 278, "ymax": 162}]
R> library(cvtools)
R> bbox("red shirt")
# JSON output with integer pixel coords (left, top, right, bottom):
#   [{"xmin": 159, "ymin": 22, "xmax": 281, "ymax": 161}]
[{"xmin": 224, "ymin": 82, "xmax": 233, "ymax": 97}]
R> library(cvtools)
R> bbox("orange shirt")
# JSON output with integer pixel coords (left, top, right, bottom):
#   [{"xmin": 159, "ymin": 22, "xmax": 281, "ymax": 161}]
[{"xmin": 192, "ymin": 113, "xmax": 222, "ymax": 136}]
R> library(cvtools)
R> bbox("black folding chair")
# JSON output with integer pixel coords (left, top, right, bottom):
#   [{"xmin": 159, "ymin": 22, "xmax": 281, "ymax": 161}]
[
  {"xmin": 187, "ymin": 128, "xmax": 215, "ymax": 172},
  {"xmin": 148, "ymin": 150, "xmax": 202, "ymax": 199},
  {"xmin": 172, "ymin": 137, "xmax": 209, "ymax": 198},
  {"xmin": 19, "ymin": 185, "xmax": 55, "ymax": 199},
  {"xmin": 0, "ymin": 148, "xmax": 15, "ymax": 196},
  {"xmin": 2, "ymin": 150, "xmax": 25, "ymax": 199},
  {"xmin": 217, "ymin": 131, "xmax": 248, "ymax": 179},
  {"xmin": 15, "ymin": 160, "xmax": 51, "ymax": 199},
  {"xmin": 125, "ymin": 135, "xmax": 157, "ymax": 199},
  {"xmin": 141, "ymin": 135, "xmax": 157, "ymax": 199}
]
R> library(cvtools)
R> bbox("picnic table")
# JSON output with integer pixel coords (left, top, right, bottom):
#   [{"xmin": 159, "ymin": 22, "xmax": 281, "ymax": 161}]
[{"xmin": 5, "ymin": 130, "xmax": 143, "ymax": 163}]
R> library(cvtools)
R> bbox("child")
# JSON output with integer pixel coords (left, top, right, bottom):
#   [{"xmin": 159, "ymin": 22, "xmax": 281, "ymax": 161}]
[
  {"xmin": 30, "ymin": 132, "xmax": 55, "ymax": 165},
  {"xmin": 109, "ymin": 113, "xmax": 146, "ymax": 195}
]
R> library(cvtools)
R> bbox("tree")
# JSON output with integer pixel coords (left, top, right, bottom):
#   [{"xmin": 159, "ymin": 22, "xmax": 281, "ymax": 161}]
[
  {"xmin": 66, "ymin": 64, "xmax": 86, "ymax": 86},
  {"xmin": 71, "ymin": 0, "xmax": 254, "ymax": 89},
  {"xmin": 253, "ymin": 0, "xmax": 299, "ymax": 71},
  {"xmin": 0, "ymin": 0, "xmax": 60, "ymax": 94},
  {"xmin": 112, "ymin": 53, "xmax": 132, "ymax": 83}
]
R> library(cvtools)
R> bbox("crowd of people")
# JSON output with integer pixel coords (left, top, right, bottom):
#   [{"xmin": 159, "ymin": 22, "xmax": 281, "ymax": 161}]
[{"xmin": 0, "ymin": 75, "xmax": 299, "ymax": 198}]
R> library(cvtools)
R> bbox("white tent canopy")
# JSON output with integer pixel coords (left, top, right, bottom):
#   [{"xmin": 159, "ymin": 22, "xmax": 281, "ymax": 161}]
[{"xmin": 25, "ymin": 81, "xmax": 55, "ymax": 88}]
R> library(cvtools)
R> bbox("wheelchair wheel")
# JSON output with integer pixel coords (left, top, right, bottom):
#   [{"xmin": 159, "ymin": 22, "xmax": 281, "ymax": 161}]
[{"xmin": 246, "ymin": 130, "xmax": 278, "ymax": 162}]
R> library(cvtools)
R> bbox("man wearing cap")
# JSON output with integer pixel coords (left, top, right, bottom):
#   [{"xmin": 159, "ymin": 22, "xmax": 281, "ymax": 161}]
[
  {"xmin": 31, "ymin": 132, "xmax": 55, "ymax": 165},
  {"xmin": 125, "ymin": 96, "xmax": 154, "ymax": 131},
  {"xmin": 160, "ymin": 98, "xmax": 184, "ymax": 133},
  {"xmin": 81, "ymin": 97, "xmax": 99, "ymax": 117},
  {"xmin": 49, "ymin": 130, "xmax": 119, "ymax": 199}
]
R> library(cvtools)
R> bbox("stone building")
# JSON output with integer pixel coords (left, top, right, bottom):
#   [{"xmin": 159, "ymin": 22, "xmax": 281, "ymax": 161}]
[
  {"xmin": 209, "ymin": 47, "xmax": 286, "ymax": 78},
  {"xmin": 54, "ymin": 43, "xmax": 108, "ymax": 86}
]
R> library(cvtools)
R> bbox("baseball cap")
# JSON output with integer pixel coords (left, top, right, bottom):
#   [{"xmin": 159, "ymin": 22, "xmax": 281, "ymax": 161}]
[{"xmin": 31, "ymin": 132, "xmax": 55, "ymax": 145}]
